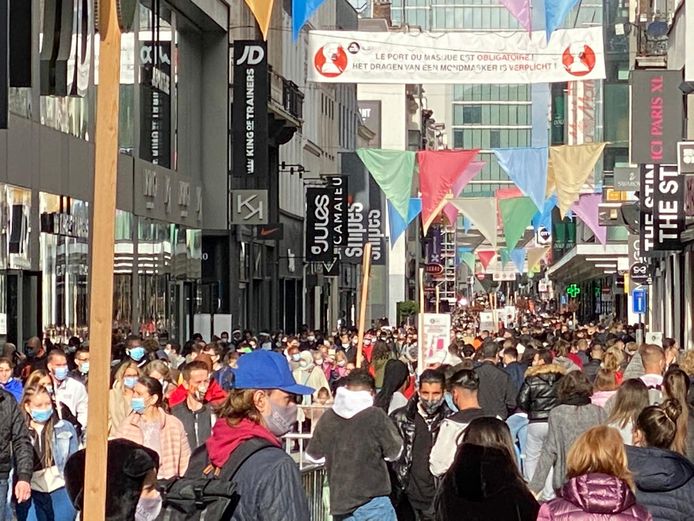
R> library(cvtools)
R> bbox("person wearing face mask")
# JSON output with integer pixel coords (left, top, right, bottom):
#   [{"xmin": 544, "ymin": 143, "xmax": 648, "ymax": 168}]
[
  {"xmin": 307, "ymin": 370, "xmax": 402, "ymax": 521},
  {"xmin": 168, "ymin": 354, "xmax": 228, "ymax": 408},
  {"xmin": 46, "ymin": 350, "xmax": 88, "ymax": 432},
  {"xmin": 197, "ymin": 350, "xmax": 313, "ymax": 520},
  {"xmin": 114, "ymin": 377, "xmax": 191, "ymax": 480},
  {"xmin": 337, "ymin": 333, "xmax": 357, "ymax": 364},
  {"xmin": 163, "ymin": 341, "xmax": 185, "ymax": 371},
  {"xmin": 301, "ymin": 331, "xmax": 319, "ymax": 352},
  {"xmin": 68, "ymin": 346, "xmax": 90, "ymax": 386},
  {"xmin": 171, "ymin": 361, "xmax": 216, "ymax": 449},
  {"xmin": 108, "ymin": 362, "xmax": 141, "ymax": 435},
  {"xmin": 389, "ymin": 369, "xmax": 452, "ymax": 520},
  {"xmin": 15, "ymin": 384, "xmax": 79, "ymax": 521},
  {"xmin": 110, "ymin": 335, "xmax": 149, "ymax": 384}
]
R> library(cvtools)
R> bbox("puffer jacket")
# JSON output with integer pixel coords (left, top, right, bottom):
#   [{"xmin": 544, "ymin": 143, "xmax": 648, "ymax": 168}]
[
  {"xmin": 537, "ymin": 473, "xmax": 652, "ymax": 521},
  {"xmin": 517, "ymin": 364, "xmax": 565, "ymax": 422},
  {"xmin": 627, "ymin": 445, "xmax": 694, "ymax": 521},
  {"xmin": 0, "ymin": 389, "xmax": 33, "ymax": 482},
  {"xmin": 389, "ymin": 395, "xmax": 452, "ymax": 494}
]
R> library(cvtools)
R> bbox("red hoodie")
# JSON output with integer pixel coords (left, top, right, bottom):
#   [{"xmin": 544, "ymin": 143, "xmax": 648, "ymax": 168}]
[
  {"xmin": 206, "ymin": 418, "xmax": 280, "ymax": 467},
  {"xmin": 168, "ymin": 379, "xmax": 228, "ymax": 408}
]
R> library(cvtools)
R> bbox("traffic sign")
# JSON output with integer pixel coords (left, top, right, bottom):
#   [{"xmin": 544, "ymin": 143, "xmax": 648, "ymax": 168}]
[
  {"xmin": 566, "ymin": 283, "xmax": 581, "ymax": 298},
  {"xmin": 632, "ymin": 287, "xmax": 647, "ymax": 314}
]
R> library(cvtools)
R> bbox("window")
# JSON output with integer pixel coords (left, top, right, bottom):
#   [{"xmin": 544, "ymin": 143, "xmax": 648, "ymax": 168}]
[
  {"xmin": 490, "ymin": 130, "xmax": 501, "ymax": 148},
  {"xmin": 453, "ymin": 130, "xmax": 464, "ymax": 148},
  {"xmin": 462, "ymin": 106, "xmax": 482, "ymax": 124}
]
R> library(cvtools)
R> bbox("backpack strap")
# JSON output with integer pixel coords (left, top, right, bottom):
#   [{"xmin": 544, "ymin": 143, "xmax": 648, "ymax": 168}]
[{"xmin": 216, "ymin": 437, "xmax": 276, "ymax": 482}]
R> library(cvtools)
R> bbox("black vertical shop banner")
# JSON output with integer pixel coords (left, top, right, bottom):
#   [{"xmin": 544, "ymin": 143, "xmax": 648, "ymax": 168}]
[
  {"xmin": 640, "ymin": 164, "xmax": 683, "ymax": 256},
  {"xmin": 306, "ymin": 187, "xmax": 334, "ymax": 262},
  {"xmin": 326, "ymin": 176, "xmax": 348, "ymax": 248},
  {"xmin": 0, "ymin": 0, "xmax": 7, "ymax": 129},
  {"xmin": 140, "ymin": 40, "xmax": 171, "ymax": 168},
  {"xmin": 232, "ymin": 41, "xmax": 268, "ymax": 183}
]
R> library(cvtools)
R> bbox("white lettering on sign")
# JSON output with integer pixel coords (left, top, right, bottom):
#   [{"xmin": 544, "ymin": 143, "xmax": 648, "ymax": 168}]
[
  {"xmin": 311, "ymin": 193, "xmax": 331, "ymax": 255},
  {"xmin": 245, "ymin": 69, "xmax": 256, "ymax": 174},
  {"xmin": 237, "ymin": 193, "xmax": 264, "ymax": 220},
  {"xmin": 236, "ymin": 45, "xmax": 265, "ymax": 65}
]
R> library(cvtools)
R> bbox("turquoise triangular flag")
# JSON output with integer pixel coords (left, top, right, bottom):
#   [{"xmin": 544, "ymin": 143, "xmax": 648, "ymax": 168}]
[
  {"xmin": 500, "ymin": 248, "xmax": 511, "ymax": 265},
  {"xmin": 545, "ymin": 0, "xmax": 581, "ymax": 40},
  {"xmin": 459, "ymin": 252, "xmax": 476, "ymax": 271},
  {"xmin": 493, "ymin": 147, "xmax": 549, "ymax": 212},
  {"xmin": 511, "ymin": 249, "xmax": 526, "ymax": 273},
  {"xmin": 532, "ymin": 194, "xmax": 558, "ymax": 231}
]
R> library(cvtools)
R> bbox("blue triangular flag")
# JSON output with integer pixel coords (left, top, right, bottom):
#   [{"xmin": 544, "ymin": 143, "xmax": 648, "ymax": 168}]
[
  {"xmin": 493, "ymin": 147, "xmax": 549, "ymax": 212},
  {"xmin": 531, "ymin": 194, "xmax": 558, "ymax": 231},
  {"xmin": 292, "ymin": 0, "xmax": 327, "ymax": 40},
  {"xmin": 463, "ymin": 216, "xmax": 472, "ymax": 233},
  {"xmin": 388, "ymin": 198, "xmax": 422, "ymax": 247},
  {"xmin": 545, "ymin": 0, "xmax": 581, "ymax": 40},
  {"xmin": 511, "ymin": 249, "xmax": 526, "ymax": 273}
]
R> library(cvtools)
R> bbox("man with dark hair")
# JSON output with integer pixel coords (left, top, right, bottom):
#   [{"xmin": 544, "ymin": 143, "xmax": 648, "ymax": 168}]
[
  {"xmin": 307, "ymin": 369, "xmax": 402, "ymax": 520},
  {"xmin": 501, "ymin": 345, "xmax": 524, "ymax": 393},
  {"xmin": 47, "ymin": 349, "xmax": 89, "ymax": 431},
  {"xmin": 474, "ymin": 341, "xmax": 517, "ymax": 419},
  {"xmin": 583, "ymin": 343, "xmax": 603, "ymax": 383},
  {"xmin": 171, "ymin": 361, "xmax": 215, "ymax": 449},
  {"xmin": 390, "ymin": 369, "xmax": 452, "ymax": 520},
  {"xmin": 69, "ymin": 346, "xmax": 90, "ymax": 385},
  {"xmin": 430, "ymin": 369, "xmax": 488, "ymax": 477}
]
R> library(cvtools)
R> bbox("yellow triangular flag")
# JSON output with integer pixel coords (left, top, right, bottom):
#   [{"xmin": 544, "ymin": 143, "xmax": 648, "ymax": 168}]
[
  {"xmin": 527, "ymin": 247, "xmax": 548, "ymax": 271},
  {"xmin": 245, "ymin": 0, "xmax": 274, "ymax": 40},
  {"xmin": 547, "ymin": 143, "xmax": 606, "ymax": 217}
]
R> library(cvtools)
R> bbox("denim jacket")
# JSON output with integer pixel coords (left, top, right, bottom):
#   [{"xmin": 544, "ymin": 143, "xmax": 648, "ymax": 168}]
[{"xmin": 31, "ymin": 419, "xmax": 79, "ymax": 475}]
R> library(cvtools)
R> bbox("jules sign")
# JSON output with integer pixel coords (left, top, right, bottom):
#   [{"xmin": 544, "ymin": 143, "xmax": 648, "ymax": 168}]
[
  {"xmin": 639, "ymin": 164, "xmax": 683, "ymax": 256},
  {"xmin": 631, "ymin": 70, "xmax": 684, "ymax": 165},
  {"xmin": 306, "ymin": 187, "xmax": 334, "ymax": 263}
]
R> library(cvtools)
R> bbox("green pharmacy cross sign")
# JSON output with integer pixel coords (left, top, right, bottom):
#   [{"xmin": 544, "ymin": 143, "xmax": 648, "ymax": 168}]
[{"xmin": 567, "ymin": 284, "xmax": 581, "ymax": 298}]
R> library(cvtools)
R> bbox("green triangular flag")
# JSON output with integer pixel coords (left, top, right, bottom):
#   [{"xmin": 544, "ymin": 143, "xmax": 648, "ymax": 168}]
[
  {"xmin": 499, "ymin": 197, "xmax": 537, "ymax": 251},
  {"xmin": 357, "ymin": 149, "xmax": 416, "ymax": 219},
  {"xmin": 500, "ymin": 248, "xmax": 511, "ymax": 266},
  {"xmin": 460, "ymin": 252, "xmax": 476, "ymax": 271}
]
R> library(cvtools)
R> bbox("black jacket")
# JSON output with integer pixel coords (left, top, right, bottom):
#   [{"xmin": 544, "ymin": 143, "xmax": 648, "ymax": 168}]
[
  {"xmin": 171, "ymin": 401, "xmax": 214, "ymax": 450},
  {"xmin": 474, "ymin": 361, "xmax": 517, "ymax": 419},
  {"xmin": 583, "ymin": 359, "xmax": 601, "ymax": 383},
  {"xmin": 390, "ymin": 396, "xmax": 452, "ymax": 495},
  {"xmin": 517, "ymin": 363, "xmax": 564, "ymax": 422},
  {"xmin": 435, "ymin": 444, "xmax": 539, "ymax": 521},
  {"xmin": 503, "ymin": 362, "xmax": 526, "ymax": 393},
  {"xmin": 627, "ymin": 445, "xmax": 694, "ymax": 521},
  {"xmin": 0, "ymin": 390, "xmax": 34, "ymax": 481}
]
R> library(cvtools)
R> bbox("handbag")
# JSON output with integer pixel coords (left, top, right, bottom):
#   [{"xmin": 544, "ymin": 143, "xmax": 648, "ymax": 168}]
[{"xmin": 31, "ymin": 465, "xmax": 65, "ymax": 493}]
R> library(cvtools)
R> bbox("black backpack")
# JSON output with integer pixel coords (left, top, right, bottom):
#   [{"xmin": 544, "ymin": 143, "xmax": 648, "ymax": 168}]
[{"xmin": 156, "ymin": 437, "xmax": 274, "ymax": 521}]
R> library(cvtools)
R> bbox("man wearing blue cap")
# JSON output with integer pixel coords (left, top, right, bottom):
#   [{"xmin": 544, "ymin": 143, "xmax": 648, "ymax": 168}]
[{"xmin": 204, "ymin": 350, "xmax": 314, "ymax": 520}]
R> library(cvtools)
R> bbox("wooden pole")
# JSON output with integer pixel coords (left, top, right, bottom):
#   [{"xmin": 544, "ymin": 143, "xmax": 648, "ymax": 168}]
[
  {"xmin": 83, "ymin": 1, "xmax": 120, "ymax": 519},
  {"xmin": 435, "ymin": 284, "xmax": 440, "ymax": 314},
  {"xmin": 417, "ymin": 267, "xmax": 425, "ymax": 375},
  {"xmin": 355, "ymin": 243, "xmax": 372, "ymax": 368}
]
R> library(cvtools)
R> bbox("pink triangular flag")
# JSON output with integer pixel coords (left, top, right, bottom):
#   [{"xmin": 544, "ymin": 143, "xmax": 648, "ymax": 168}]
[
  {"xmin": 499, "ymin": 0, "xmax": 531, "ymax": 31},
  {"xmin": 571, "ymin": 193, "xmax": 606, "ymax": 244},
  {"xmin": 453, "ymin": 161, "xmax": 486, "ymax": 197},
  {"xmin": 478, "ymin": 250, "xmax": 497, "ymax": 271},
  {"xmin": 443, "ymin": 203, "xmax": 459, "ymax": 226}
]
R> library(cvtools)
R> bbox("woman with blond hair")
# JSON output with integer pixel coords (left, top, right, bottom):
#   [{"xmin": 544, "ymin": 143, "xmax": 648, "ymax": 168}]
[
  {"xmin": 662, "ymin": 368, "xmax": 694, "ymax": 461},
  {"xmin": 108, "ymin": 361, "xmax": 141, "ymax": 434},
  {"xmin": 537, "ymin": 426, "xmax": 652, "ymax": 520}
]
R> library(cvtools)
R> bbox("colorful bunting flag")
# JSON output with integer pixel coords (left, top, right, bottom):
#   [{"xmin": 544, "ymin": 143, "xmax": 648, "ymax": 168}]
[
  {"xmin": 453, "ymin": 161, "xmax": 486, "ymax": 197},
  {"xmin": 526, "ymin": 247, "xmax": 548, "ymax": 271},
  {"xmin": 500, "ymin": 248, "xmax": 512, "ymax": 265},
  {"xmin": 459, "ymin": 252, "xmax": 476, "ymax": 271},
  {"xmin": 357, "ymin": 149, "xmax": 416, "ymax": 220},
  {"xmin": 532, "ymin": 194, "xmax": 558, "ymax": 231},
  {"xmin": 387, "ymin": 198, "xmax": 422, "ymax": 247},
  {"xmin": 571, "ymin": 193, "xmax": 606, "ymax": 244},
  {"xmin": 450, "ymin": 198, "xmax": 498, "ymax": 248},
  {"xmin": 493, "ymin": 147, "xmax": 549, "ymax": 211},
  {"xmin": 418, "ymin": 149, "xmax": 479, "ymax": 234},
  {"xmin": 510, "ymin": 249, "xmax": 526, "ymax": 273},
  {"xmin": 443, "ymin": 204, "xmax": 459, "ymax": 227},
  {"xmin": 499, "ymin": 196, "xmax": 537, "ymax": 251},
  {"xmin": 477, "ymin": 250, "xmax": 497, "ymax": 271},
  {"xmin": 244, "ymin": 0, "xmax": 275, "ymax": 40},
  {"xmin": 292, "ymin": 0, "xmax": 326, "ymax": 40},
  {"xmin": 545, "ymin": 0, "xmax": 581, "ymax": 41},
  {"xmin": 499, "ymin": 0, "xmax": 531, "ymax": 31},
  {"xmin": 547, "ymin": 143, "xmax": 606, "ymax": 217}
]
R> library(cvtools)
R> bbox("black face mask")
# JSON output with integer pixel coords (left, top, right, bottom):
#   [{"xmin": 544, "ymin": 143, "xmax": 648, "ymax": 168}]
[
  {"xmin": 420, "ymin": 397, "xmax": 445, "ymax": 415},
  {"xmin": 24, "ymin": 344, "xmax": 38, "ymax": 358}
]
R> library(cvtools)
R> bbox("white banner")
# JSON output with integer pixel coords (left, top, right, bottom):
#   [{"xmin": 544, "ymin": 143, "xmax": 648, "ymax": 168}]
[
  {"xmin": 421, "ymin": 313, "xmax": 451, "ymax": 365},
  {"xmin": 308, "ymin": 27, "xmax": 605, "ymax": 84}
]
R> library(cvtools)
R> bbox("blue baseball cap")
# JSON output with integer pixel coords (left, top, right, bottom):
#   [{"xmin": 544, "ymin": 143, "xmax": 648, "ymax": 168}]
[{"xmin": 234, "ymin": 350, "xmax": 314, "ymax": 395}]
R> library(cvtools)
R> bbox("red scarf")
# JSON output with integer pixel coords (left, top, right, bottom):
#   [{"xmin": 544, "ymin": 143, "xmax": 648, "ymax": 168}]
[{"xmin": 206, "ymin": 418, "xmax": 280, "ymax": 468}]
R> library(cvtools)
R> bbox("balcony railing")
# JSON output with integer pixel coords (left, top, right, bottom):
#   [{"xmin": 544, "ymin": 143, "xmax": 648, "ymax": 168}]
[{"xmin": 268, "ymin": 67, "xmax": 304, "ymax": 122}]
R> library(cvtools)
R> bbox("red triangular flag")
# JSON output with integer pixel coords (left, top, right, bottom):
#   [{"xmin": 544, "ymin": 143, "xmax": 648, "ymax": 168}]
[
  {"xmin": 477, "ymin": 250, "xmax": 497, "ymax": 271},
  {"xmin": 419, "ymin": 149, "xmax": 479, "ymax": 234}
]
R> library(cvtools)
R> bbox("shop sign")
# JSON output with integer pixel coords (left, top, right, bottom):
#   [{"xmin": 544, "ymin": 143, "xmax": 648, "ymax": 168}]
[
  {"xmin": 535, "ymin": 226, "xmax": 551, "ymax": 245},
  {"xmin": 613, "ymin": 166, "xmax": 640, "ymax": 191},
  {"xmin": 40, "ymin": 212, "xmax": 89, "ymax": 239},
  {"xmin": 308, "ymin": 27, "xmax": 606, "ymax": 84},
  {"xmin": 231, "ymin": 189, "xmax": 267, "ymax": 226},
  {"xmin": 639, "ymin": 164, "xmax": 683, "ymax": 256},
  {"xmin": 421, "ymin": 313, "xmax": 451, "ymax": 365},
  {"xmin": 232, "ymin": 41, "xmax": 268, "ymax": 183},
  {"xmin": 684, "ymin": 176, "xmax": 694, "ymax": 217},
  {"xmin": 424, "ymin": 263, "xmax": 444, "ymax": 275},
  {"xmin": 305, "ymin": 187, "xmax": 334, "ymax": 262},
  {"xmin": 326, "ymin": 176, "xmax": 348, "ymax": 248},
  {"xmin": 679, "ymin": 142, "xmax": 694, "ymax": 174},
  {"xmin": 140, "ymin": 40, "xmax": 171, "ymax": 168},
  {"xmin": 341, "ymin": 201, "xmax": 385, "ymax": 265},
  {"xmin": 631, "ymin": 70, "xmax": 684, "ymax": 165}
]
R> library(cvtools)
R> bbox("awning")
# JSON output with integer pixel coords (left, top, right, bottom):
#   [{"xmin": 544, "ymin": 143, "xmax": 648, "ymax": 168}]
[{"xmin": 547, "ymin": 243, "xmax": 628, "ymax": 282}]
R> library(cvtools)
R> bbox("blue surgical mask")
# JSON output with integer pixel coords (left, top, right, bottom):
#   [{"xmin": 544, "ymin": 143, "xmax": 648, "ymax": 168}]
[
  {"xmin": 53, "ymin": 366, "xmax": 69, "ymax": 381},
  {"xmin": 129, "ymin": 347, "xmax": 146, "ymax": 362},
  {"xmin": 79, "ymin": 362, "xmax": 90, "ymax": 374},
  {"xmin": 30, "ymin": 408, "xmax": 53, "ymax": 423},
  {"xmin": 131, "ymin": 397, "xmax": 147, "ymax": 414},
  {"xmin": 444, "ymin": 392, "xmax": 458, "ymax": 413},
  {"xmin": 123, "ymin": 376, "xmax": 138, "ymax": 389}
]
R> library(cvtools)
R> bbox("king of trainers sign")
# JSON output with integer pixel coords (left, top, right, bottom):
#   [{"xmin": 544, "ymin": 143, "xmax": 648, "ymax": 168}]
[
  {"xmin": 631, "ymin": 70, "xmax": 684, "ymax": 165},
  {"xmin": 639, "ymin": 164, "xmax": 684, "ymax": 256}
]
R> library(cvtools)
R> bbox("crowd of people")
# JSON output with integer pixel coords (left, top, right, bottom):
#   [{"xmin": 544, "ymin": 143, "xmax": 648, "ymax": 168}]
[{"xmin": 0, "ymin": 317, "xmax": 692, "ymax": 520}]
